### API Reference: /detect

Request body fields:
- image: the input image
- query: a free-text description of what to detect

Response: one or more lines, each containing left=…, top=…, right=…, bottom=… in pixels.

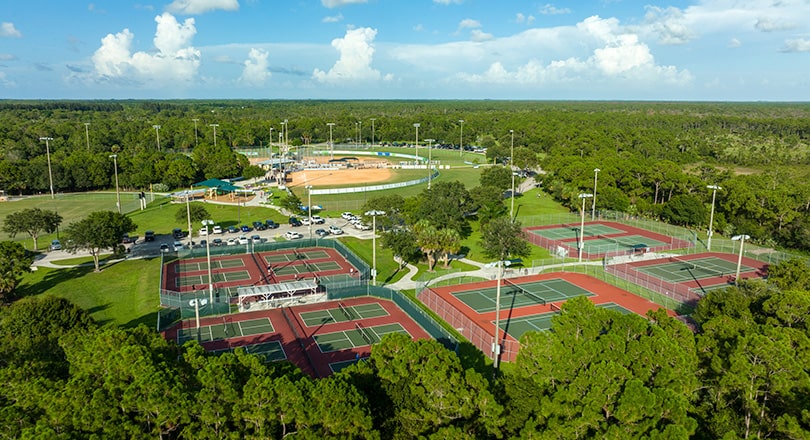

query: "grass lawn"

left=16, top=257, right=162, bottom=328
left=337, top=236, right=409, bottom=285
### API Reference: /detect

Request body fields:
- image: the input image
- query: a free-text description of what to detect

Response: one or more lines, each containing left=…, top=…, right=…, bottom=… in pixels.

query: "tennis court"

left=177, top=317, right=275, bottom=344
left=313, top=323, right=410, bottom=353
left=498, top=302, right=634, bottom=340
left=299, top=302, right=389, bottom=326
left=176, top=270, right=252, bottom=287
left=529, top=224, right=627, bottom=240
left=263, top=249, right=332, bottom=264
left=178, top=258, right=246, bottom=273
left=211, top=340, right=287, bottom=362
left=454, top=278, right=594, bottom=313
left=563, top=234, right=669, bottom=253
left=635, top=256, right=751, bottom=283
left=269, top=261, right=342, bottom=277
left=329, top=357, right=366, bottom=373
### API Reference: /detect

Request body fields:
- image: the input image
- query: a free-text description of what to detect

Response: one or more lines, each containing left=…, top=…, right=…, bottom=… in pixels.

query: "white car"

left=237, top=236, right=249, bottom=245
left=285, top=231, right=303, bottom=240
left=172, top=241, right=184, bottom=252
left=212, top=225, right=223, bottom=234
left=199, top=227, right=209, bottom=236
left=251, top=235, right=262, bottom=243
left=226, top=238, right=237, bottom=246
left=301, top=217, right=312, bottom=226
left=354, top=222, right=371, bottom=231
left=311, top=215, right=325, bottom=224
left=328, top=225, right=344, bottom=235
left=341, top=212, right=355, bottom=220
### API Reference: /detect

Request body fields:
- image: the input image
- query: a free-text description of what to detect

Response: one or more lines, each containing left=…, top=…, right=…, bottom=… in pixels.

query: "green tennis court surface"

left=498, top=302, right=634, bottom=340
left=211, top=340, right=287, bottom=362
left=178, top=258, right=246, bottom=273
left=314, top=323, right=410, bottom=353
left=563, top=234, right=668, bottom=253
left=176, top=270, right=252, bottom=287
left=299, top=302, right=389, bottom=327
left=454, top=278, right=594, bottom=313
left=529, top=224, right=626, bottom=240
left=263, top=249, right=332, bottom=264
left=177, top=317, right=275, bottom=344
left=329, top=357, right=366, bottom=373
left=636, top=257, right=751, bottom=283
left=270, top=261, right=342, bottom=276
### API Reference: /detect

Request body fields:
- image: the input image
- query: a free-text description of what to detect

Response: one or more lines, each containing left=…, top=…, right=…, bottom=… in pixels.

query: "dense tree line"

left=2, top=262, right=808, bottom=438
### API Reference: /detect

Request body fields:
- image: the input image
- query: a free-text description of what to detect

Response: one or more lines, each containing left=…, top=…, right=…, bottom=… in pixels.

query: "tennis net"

left=355, top=322, right=373, bottom=345
left=669, top=256, right=727, bottom=278
left=504, top=278, right=546, bottom=305
left=338, top=302, right=353, bottom=321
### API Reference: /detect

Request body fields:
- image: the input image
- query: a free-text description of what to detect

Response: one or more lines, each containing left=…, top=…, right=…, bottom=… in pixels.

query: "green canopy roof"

left=194, top=178, right=243, bottom=192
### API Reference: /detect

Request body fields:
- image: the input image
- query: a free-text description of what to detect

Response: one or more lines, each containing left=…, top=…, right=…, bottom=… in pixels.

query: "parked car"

left=144, top=230, right=155, bottom=242
left=237, top=236, right=249, bottom=245
left=328, top=225, right=344, bottom=235
left=251, top=234, right=262, bottom=243
left=226, top=238, right=237, bottom=246
left=49, top=239, right=62, bottom=251
left=240, top=225, right=251, bottom=233
left=289, top=217, right=302, bottom=227
left=301, top=217, right=312, bottom=226
left=160, top=244, right=170, bottom=253
left=285, top=231, right=303, bottom=240
left=264, top=219, right=279, bottom=229
left=311, top=215, right=325, bottom=224
left=341, top=212, right=355, bottom=220
left=121, top=233, right=136, bottom=244
left=354, top=222, right=371, bottom=231
left=212, top=238, right=223, bottom=246
left=212, top=225, right=223, bottom=234
left=199, top=227, right=209, bottom=236
left=172, top=241, right=184, bottom=252
left=315, top=228, right=330, bottom=238
left=252, top=221, right=267, bottom=231
left=172, top=228, right=184, bottom=239
left=227, top=225, right=238, bottom=234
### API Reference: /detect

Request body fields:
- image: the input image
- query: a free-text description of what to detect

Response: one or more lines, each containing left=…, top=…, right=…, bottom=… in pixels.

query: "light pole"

left=209, top=124, right=218, bottom=147
left=413, top=123, right=420, bottom=162
left=283, top=119, right=289, bottom=153
left=354, top=122, right=359, bottom=147
left=109, top=154, right=121, bottom=214
left=425, top=139, right=434, bottom=189
left=306, top=185, right=313, bottom=239
left=707, top=185, right=722, bottom=251
left=592, top=168, right=601, bottom=220
left=153, top=125, right=161, bottom=151
left=192, top=118, right=199, bottom=147
left=365, top=210, right=385, bottom=285
left=268, top=127, right=274, bottom=160
left=280, top=120, right=288, bottom=162
left=732, top=234, right=750, bottom=285
left=578, top=193, right=593, bottom=262
left=358, top=120, right=362, bottom=146
left=493, top=260, right=503, bottom=370
left=327, top=122, right=335, bottom=160
left=202, top=219, right=215, bottom=304
left=39, top=137, right=55, bottom=199
left=509, top=130, right=516, bottom=220
left=370, top=118, right=376, bottom=146
left=458, top=119, right=464, bottom=157
left=186, top=187, right=194, bottom=247
left=84, top=123, right=90, bottom=152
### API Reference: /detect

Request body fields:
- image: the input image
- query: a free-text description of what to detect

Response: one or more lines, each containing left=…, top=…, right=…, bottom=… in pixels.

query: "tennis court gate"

left=417, top=286, right=520, bottom=363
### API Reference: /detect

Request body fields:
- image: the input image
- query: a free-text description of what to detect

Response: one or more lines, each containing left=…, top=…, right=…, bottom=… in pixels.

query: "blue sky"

left=2, top=0, right=810, bottom=100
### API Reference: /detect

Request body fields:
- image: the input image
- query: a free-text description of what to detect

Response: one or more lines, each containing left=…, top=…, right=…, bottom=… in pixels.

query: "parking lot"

left=38, top=213, right=375, bottom=264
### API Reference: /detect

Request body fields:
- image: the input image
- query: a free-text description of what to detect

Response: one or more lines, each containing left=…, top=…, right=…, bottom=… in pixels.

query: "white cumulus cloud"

left=540, top=4, right=570, bottom=15
left=313, top=27, right=392, bottom=83
left=239, top=48, right=270, bottom=86
left=91, top=13, right=200, bottom=85
left=323, top=13, right=343, bottom=23
left=166, top=0, right=239, bottom=14
left=470, top=29, right=493, bottom=42
left=458, top=18, right=481, bottom=30
left=516, top=13, right=535, bottom=25
left=321, top=0, right=367, bottom=8
left=1, top=22, right=22, bottom=38
left=781, top=38, right=810, bottom=52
